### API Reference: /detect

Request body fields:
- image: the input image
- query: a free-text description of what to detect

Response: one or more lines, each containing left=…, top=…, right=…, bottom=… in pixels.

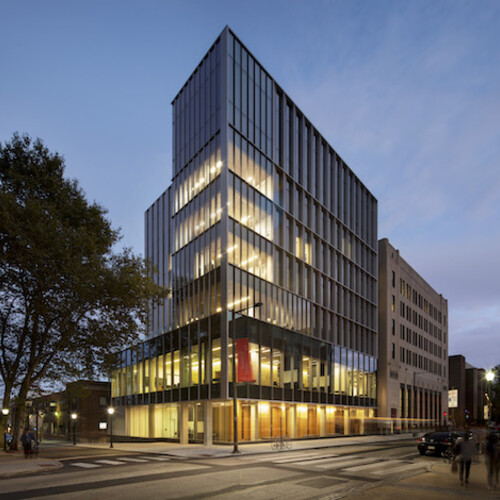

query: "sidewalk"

left=0, top=450, right=62, bottom=478
left=0, top=433, right=412, bottom=479
left=343, top=458, right=499, bottom=499
left=82, top=432, right=414, bottom=458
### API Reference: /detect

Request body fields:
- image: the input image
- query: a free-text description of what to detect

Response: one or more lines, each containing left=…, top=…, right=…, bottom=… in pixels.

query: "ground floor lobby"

left=112, top=400, right=380, bottom=445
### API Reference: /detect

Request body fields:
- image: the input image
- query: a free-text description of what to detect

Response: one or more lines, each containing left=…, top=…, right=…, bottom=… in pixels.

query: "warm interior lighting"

left=216, top=161, right=223, bottom=168
left=71, top=413, right=78, bottom=420
left=1, top=408, right=9, bottom=416
left=259, top=403, right=270, bottom=412
left=107, top=407, right=115, bottom=415
left=216, top=307, right=222, bottom=312
left=228, top=296, right=250, bottom=309
left=241, top=255, right=258, bottom=266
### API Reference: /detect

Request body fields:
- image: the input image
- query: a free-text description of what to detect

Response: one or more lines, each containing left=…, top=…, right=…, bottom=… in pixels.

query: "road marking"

left=344, top=459, right=402, bottom=473
left=255, top=451, right=322, bottom=460
left=94, top=459, right=127, bottom=465
left=316, top=457, right=377, bottom=470
left=373, top=462, right=427, bottom=476
left=271, top=452, right=334, bottom=463
left=70, top=462, right=102, bottom=468
left=118, top=457, right=149, bottom=463
left=137, top=455, right=170, bottom=461
left=290, top=455, right=374, bottom=468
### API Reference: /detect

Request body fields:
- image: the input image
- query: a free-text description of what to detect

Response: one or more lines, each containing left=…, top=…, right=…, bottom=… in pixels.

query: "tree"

left=0, top=133, right=167, bottom=446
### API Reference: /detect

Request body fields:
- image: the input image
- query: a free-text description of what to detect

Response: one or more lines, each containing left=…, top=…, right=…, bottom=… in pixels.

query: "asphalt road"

left=0, top=441, right=436, bottom=499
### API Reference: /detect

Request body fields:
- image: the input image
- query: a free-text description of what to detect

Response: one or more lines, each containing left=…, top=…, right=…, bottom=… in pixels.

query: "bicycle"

left=442, top=447, right=454, bottom=464
left=271, top=435, right=292, bottom=451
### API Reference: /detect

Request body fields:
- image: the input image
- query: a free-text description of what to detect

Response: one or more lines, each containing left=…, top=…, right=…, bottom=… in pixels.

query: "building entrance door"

left=188, top=404, right=204, bottom=442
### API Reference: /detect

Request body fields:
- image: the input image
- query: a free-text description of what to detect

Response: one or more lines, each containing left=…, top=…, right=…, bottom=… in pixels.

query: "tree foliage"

left=0, top=133, right=166, bottom=442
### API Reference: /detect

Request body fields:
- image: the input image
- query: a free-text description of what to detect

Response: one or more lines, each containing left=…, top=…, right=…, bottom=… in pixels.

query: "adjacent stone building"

left=378, top=238, right=448, bottom=432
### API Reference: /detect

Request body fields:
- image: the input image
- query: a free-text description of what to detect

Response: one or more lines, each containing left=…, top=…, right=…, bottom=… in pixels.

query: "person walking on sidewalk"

left=485, top=431, right=499, bottom=491
left=454, top=433, right=475, bottom=486
left=20, top=429, right=35, bottom=459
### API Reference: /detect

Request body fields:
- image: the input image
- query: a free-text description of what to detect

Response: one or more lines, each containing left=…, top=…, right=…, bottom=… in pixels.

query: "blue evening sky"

left=1, top=0, right=499, bottom=370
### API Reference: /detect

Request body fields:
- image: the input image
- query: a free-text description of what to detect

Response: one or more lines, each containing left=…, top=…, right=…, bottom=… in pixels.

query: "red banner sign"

left=236, top=338, right=254, bottom=382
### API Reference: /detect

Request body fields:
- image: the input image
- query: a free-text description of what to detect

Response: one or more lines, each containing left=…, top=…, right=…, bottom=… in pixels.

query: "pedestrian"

left=485, top=431, right=499, bottom=491
left=4, top=431, right=12, bottom=451
left=20, top=428, right=35, bottom=459
left=454, top=433, right=475, bottom=486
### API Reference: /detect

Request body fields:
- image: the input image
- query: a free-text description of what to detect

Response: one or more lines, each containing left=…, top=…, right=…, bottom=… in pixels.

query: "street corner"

left=0, top=457, right=63, bottom=479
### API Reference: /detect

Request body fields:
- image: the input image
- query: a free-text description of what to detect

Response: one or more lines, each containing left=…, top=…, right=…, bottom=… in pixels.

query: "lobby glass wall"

left=111, top=315, right=377, bottom=442
left=120, top=400, right=376, bottom=443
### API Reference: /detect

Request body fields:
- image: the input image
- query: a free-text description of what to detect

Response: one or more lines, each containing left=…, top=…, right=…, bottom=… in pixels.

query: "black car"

left=417, top=431, right=468, bottom=456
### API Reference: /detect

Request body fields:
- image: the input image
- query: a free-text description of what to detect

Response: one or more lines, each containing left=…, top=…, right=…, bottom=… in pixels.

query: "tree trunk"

left=11, top=375, right=32, bottom=450
left=11, top=397, right=28, bottom=451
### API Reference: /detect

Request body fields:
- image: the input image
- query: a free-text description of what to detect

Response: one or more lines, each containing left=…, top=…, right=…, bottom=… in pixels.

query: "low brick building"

left=30, top=380, right=111, bottom=443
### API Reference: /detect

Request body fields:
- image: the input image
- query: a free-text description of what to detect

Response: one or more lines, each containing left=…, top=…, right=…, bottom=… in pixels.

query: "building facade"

left=111, top=27, right=378, bottom=444
left=449, top=354, right=488, bottom=427
left=377, top=238, right=448, bottom=432
left=448, top=354, right=466, bottom=428
left=29, top=381, right=110, bottom=443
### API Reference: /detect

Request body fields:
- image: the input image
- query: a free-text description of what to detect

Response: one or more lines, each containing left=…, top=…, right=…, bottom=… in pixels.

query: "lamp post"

left=486, top=370, right=495, bottom=427
left=231, top=301, right=262, bottom=454
left=70, top=413, right=78, bottom=445
left=107, top=407, right=115, bottom=448
left=2, top=408, right=9, bottom=451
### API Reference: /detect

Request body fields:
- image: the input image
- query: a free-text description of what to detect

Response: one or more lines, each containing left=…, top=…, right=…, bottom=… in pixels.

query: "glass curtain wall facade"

left=112, top=27, right=378, bottom=443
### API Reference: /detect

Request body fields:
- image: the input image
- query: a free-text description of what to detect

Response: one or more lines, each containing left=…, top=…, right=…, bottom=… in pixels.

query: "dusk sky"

left=1, top=0, right=499, bottom=370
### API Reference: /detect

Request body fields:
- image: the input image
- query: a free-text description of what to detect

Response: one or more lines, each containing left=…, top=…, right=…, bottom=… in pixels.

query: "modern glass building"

left=111, top=27, right=378, bottom=444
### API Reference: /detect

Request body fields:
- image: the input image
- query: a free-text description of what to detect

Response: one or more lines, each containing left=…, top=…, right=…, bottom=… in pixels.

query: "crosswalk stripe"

left=343, top=459, right=402, bottom=473
left=373, top=462, right=426, bottom=476
left=137, top=455, right=170, bottom=461
left=70, top=462, right=102, bottom=468
left=272, top=453, right=335, bottom=463
left=290, top=455, right=373, bottom=468
left=316, top=457, right=377, bottom=470
left=118, top=457, right=149, bottom=463
left=94, top=459, right=127, bottom=465
left=252, top=451, right=323, bottom=462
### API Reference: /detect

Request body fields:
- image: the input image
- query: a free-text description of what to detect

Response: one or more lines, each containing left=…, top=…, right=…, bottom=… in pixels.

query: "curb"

left=0, top=460, right=63, bottom=479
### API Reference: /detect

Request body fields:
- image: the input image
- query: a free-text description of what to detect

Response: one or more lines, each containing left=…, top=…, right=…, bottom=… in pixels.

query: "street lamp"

left=2, top=408, right=9, bottom=452
left=486, top=370, right=495, bottom=426
left=107, top=407, right=115, bottom=448
left=70, top=413, right=78, bottom=445
left=231, top=301, right=262, bottom=454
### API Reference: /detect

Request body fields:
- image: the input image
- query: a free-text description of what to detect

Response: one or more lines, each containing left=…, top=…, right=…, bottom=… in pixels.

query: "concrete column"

left=203, top=401, right=213, bottom=446
left=179, top=403, right=189, bottom=444
left=319, top=406, right=326, bottom=437
left=289, top=406, right=296, bottom=439
left=250, top=404, right=257, bottom=441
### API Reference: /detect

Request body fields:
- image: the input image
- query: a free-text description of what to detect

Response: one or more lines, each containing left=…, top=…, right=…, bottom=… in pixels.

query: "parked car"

left=417, top=431, right=469, bottom=456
